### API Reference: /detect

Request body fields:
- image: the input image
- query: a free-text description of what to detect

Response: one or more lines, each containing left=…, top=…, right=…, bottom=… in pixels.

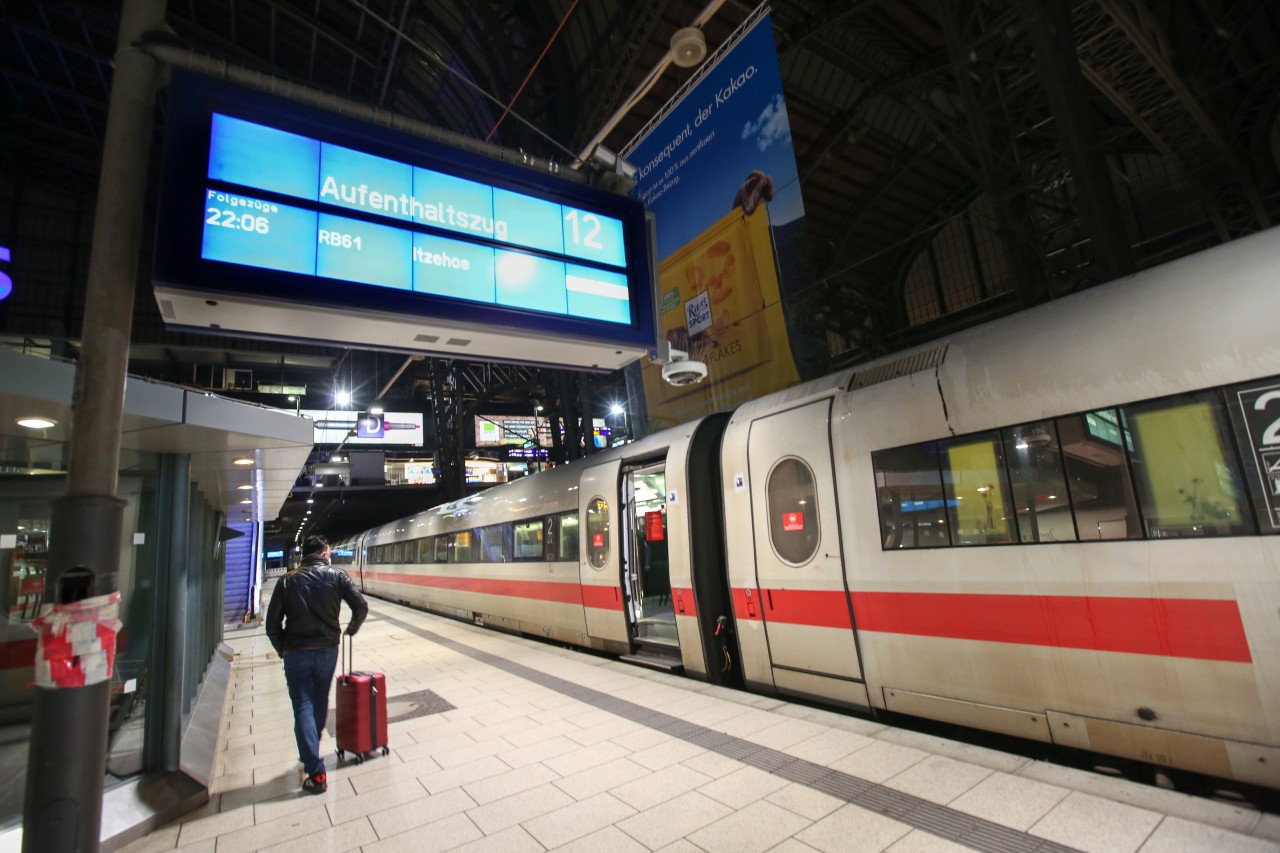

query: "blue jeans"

left=282, top=646, right=339, bottom=777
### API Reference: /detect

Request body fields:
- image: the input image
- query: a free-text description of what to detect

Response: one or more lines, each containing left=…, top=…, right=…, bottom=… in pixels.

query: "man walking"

left=266, top=533, right=368, bottom=794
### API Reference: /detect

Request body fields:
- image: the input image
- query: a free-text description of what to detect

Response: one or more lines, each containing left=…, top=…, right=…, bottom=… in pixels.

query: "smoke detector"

left=670, top=27, right=707, bottom=68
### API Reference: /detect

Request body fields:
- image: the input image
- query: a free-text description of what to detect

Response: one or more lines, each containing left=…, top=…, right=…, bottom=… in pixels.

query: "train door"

left=747, top=399, right=870, bottom=709
left=578, top=460, right=629, bottom=646
left=621, top=462, right=674, bottom=648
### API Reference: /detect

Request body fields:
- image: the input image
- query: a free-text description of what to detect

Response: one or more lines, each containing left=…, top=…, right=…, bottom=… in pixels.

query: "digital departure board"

left=154, top=72, right=656, bottom=370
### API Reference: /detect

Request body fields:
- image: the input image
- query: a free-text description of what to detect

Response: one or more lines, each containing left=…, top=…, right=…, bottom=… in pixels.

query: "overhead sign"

left=153, top=71, right=657, bottom=370
left=300, top=409, right=425, bottom=446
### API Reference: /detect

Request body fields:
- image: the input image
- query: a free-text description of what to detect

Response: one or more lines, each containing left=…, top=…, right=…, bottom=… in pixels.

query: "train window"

left=767, top=458, right=820, bottom=564
left=942, top=434, right=1017, bottom=545
left=586, top=498, right=609, bottom=569
left=1055, top=409, right=1143, bottom=540
left=419, top=535, right=445, bottom=560
left=513, top=519, right=545, bottom=561
left=873, top=442, right=949, bottom=548
left=558, top=512, right=580, bottom=561
left=1124, top=392, right=1253, bottom=537
left=476, top=524, right=509, bottom=562
left=451, top=530, right=475, bottom=563
left=1003, top=421, right=1078, bottom=542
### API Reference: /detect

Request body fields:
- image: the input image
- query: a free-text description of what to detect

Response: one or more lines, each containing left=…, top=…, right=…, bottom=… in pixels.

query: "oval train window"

left=767, top=458, right=820, bottom=565
left=585, top=496, right=610, bottom=569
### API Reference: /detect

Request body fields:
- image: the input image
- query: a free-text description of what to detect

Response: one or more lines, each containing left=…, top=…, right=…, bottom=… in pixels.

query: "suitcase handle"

left=342, top=632, right=353, bottom=676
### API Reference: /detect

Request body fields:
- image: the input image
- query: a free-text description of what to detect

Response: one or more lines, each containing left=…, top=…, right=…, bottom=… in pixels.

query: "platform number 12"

left=564, top=210, right=603, bottom=249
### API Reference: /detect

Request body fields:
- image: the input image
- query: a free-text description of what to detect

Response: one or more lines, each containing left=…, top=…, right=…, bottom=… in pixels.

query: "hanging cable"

left=486, top=0, right=583, bottom=142
left=349, top=0, right=580, bottom=161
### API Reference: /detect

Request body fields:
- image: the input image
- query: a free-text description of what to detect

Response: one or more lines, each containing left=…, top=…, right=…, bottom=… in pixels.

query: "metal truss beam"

left=1075, top=0, right=1269, bottom=237
left=1020, top=0, right=1132, bottom=280
left=938, top=0, right=1047, bottom=306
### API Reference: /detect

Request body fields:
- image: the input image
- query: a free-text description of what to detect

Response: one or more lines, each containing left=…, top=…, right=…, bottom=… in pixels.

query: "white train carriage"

left=722, top=229, right=1280, bottom=787
left=334, top=416, right=739, bottom=679
left=336, top=228, right=1280, bottom=787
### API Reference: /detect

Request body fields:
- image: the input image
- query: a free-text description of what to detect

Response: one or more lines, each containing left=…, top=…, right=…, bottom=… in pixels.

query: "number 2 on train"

left=1255, top=390, right=1280, bottom=444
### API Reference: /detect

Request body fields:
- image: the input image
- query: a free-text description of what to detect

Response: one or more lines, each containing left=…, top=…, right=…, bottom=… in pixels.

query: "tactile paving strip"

left=378, top=609, right=1080, bottom=853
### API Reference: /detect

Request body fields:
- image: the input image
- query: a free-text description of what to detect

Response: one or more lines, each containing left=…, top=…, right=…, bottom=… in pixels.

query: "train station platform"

left=119, top=591, right=1280, bottom=853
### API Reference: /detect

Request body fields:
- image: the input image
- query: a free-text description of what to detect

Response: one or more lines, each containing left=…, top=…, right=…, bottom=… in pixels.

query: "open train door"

left=578, top=460, right=630, bottom=648
left=747, top=399, right=871, bottom=710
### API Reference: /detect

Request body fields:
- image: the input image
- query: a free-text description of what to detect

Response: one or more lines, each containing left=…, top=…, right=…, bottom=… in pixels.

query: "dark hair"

left=302, top=534, right=329, bottom=558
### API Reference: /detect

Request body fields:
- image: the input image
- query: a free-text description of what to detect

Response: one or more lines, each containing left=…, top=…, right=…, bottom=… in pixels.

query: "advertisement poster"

left=623, top=10, right=822, bottom=430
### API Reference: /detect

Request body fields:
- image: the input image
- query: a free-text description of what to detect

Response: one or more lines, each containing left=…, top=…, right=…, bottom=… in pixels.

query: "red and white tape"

left=30, top=591, right=122, bottom=688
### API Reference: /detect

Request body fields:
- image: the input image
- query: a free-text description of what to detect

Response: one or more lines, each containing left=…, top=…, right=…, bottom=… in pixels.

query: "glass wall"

left=0, top=448, right=230, bottom=829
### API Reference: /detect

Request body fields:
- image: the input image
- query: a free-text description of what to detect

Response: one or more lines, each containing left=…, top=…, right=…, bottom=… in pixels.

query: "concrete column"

left=23, top=1, right=165, bottom=850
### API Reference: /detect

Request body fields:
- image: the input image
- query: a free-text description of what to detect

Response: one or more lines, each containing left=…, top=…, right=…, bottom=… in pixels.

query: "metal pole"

left=23, top=1, right=164, bottom=850
left=161, top=457, right=189, bottom=772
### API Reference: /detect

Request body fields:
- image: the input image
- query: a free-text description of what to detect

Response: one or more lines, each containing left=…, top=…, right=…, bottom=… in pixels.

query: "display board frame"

left=153, top=71, right=657, bottom=370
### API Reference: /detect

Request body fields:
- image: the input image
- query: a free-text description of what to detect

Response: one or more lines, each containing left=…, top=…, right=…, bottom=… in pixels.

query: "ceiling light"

left=369, top=399, right=385, bottom=415
left=16, top=417, right=57, bottom=430
left=237, top=484, right=254, bottom=491
left=233, top=456, right=254, bottom=466
left=239, top=499, right=252, bottom=504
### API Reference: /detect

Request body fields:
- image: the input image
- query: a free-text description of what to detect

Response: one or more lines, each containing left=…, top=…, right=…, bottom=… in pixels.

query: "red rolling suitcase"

left=335, top=635, right=389, bottom=763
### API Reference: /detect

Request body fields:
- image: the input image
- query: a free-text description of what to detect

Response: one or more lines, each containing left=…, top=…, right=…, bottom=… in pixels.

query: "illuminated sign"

left=265, top=550, right=285, bottom=559
left=201, top=115, right=631, bottom=322
left=0, top=246, right=11, bottom=301
left=154, top=71, right=656, bottom=370
left=474, top=414, right=606, bottom=448
left=300, top=409, right=425, bottom=447
left=475, top=415, right=549, bottom=447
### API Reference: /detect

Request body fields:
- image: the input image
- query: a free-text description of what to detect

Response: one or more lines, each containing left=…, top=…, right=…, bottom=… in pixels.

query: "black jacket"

left=265, top=557, right=368, bottom=655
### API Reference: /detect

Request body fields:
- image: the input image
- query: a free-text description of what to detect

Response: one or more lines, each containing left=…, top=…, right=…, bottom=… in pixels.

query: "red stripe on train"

left=671, top=587, right=697, bottom=617
left=364, top=570, right=625, bottom=610
left=850, top=591, right=1252, bottom=663
left=364, top=570, right=583, bottom=605
left=580, top=584, right=624, bottom=611
left=731, top=587, right=851, bottom=627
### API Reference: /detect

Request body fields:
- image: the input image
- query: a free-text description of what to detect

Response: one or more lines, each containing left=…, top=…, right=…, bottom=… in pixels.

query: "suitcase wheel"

left=382, top=746, right=390, bottom=756
left=336, top=749, right=345, bottom=761
left=354, top=752, right=365, bottom=764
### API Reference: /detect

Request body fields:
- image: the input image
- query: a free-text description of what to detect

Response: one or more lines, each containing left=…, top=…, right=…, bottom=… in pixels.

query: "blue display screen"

left=200, top=114, right=632, bottom=322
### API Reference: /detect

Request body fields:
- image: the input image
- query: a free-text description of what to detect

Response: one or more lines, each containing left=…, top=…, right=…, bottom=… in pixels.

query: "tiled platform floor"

left=120, top=594, right=1280, bottom=853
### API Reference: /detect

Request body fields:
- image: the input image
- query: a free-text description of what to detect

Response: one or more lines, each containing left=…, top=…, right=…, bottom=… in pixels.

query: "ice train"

left=334, top=230, right=1280, bottom=788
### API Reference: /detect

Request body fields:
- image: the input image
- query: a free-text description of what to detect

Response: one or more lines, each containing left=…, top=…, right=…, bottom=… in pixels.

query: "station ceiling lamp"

left=233, top=456, right=254, bottom=466
left=16, top=416, right=57, bottom=429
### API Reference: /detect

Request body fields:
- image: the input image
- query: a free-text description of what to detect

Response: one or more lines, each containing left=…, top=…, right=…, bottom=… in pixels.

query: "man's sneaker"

left=302, top=772, right=327, bottom=795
